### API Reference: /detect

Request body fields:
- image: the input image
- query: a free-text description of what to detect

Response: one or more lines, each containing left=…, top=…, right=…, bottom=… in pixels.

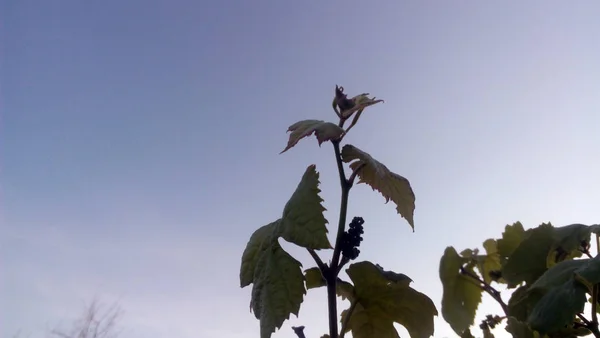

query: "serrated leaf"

left=304, top=267, right=326, bottom=289
left=281, top=120, right=345, bottom=154
left=346, top=261, right=437, bottom=338
left=439, top=247, right=483, bottom=336
left=280, top=165, right=332, bottom=250
left=341, top=303, right=400, bottom=338
left=502, top=223, right=555, bottom=287
left=251, top=240, right=306, bottom=338
left=497, top=222, right=526, bottom=260
left=477, top=239, right=502, bottom=284
left=240, top=220, right=282, bottom=287
left=505, top=317, right=541, bottom=338
left=341, top=144, right=416, bottom=230
left=527, top=279, right=587, bottom=334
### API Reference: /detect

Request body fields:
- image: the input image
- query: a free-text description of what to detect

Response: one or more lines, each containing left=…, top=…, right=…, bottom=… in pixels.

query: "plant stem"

left=339, top=299, right=358, bottom=338
left=577, top=314, right=600, bottom=338
left=307, top=249, right=327, bottom=273
left=326, top=140, right=351, bottom=338
left=460, top=267, right=509, bottom=315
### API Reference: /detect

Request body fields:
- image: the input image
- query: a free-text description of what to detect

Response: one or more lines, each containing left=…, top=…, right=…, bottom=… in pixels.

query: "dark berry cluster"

left=341, top=217, right=365, bottom=260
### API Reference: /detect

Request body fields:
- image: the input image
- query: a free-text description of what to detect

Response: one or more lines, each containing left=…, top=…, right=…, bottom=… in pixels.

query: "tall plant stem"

left=325, top=140, right=351, bottom=338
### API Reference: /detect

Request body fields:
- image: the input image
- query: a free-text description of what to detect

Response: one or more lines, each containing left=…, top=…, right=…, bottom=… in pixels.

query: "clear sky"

left=2, top=1, right=600, bottom=338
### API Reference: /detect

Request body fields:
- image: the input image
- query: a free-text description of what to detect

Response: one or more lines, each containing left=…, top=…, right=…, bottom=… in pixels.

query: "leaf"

left=477, top=239, right=502, bottom=284
left=497, top=222, right=526, bottom=260
left=304, top=267, right=326, bottom=290
left=280, top=165, right=332, bottom=250
left=529, top=259, right=587, bottom=291
left=346, top=261, right=437, bottom=338
left=240, top=220, right=282, bottom=287
left=341, top=144, right=416, bottom=230
left=482, top=327, right=495, bottom=338
left=339, top=93, right=384, bottom=119
left=439, top=247, right=483, bottom=336
left=505, top=317, right=541, bottom=338
left=548, top=223, right=593, bottom=263
left=527, top=279, right=587, bottom=334
left=250, top=240, right=306, bottom=338
left=281, top=120, right=345, bottom=154
left=341, top=303, right=400, bottom=338
left=460, top=330, right=476, bottom=338
left=502, top=223, right=555, bottom=287
left=574, top=255, right=600, bottom=287
left=507, top=285, right=543, bottom=322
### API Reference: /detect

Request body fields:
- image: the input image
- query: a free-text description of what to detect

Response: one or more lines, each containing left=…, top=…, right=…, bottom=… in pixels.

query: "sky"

left=2, top=1, right=600, bottom=337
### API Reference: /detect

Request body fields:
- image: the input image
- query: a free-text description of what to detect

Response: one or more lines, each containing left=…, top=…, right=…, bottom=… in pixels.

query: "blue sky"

left=2, top=1, right=600, bottom=337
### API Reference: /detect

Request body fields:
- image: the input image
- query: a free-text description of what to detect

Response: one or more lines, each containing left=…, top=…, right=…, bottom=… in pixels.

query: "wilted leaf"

left=497, top=222, right=526, bottom=260
left=502, top=223, right=555, bottom=287
left=240, top=220, right=281, bottom=287
left=527, top=279, right=587, bottom=334
left=251, top=240, right=306, bottom=338
left=439, top=247, right=483, bottom=336
left=280, top=165, right=332, bottom=250
left=341, top=144, right=415, bottom=230
left=304, top=267, right=326, bottom=290
left=341, top=303, right=400, bottom=338
left=346, top=261, right=437, bottom=338
left=281, top=120, right=345, bottom=154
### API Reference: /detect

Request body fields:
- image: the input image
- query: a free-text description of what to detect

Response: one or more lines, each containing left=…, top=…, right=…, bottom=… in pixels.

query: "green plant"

left=439, top=222, right=600, bottom=338
left=239, top=85, right=438, bottom=338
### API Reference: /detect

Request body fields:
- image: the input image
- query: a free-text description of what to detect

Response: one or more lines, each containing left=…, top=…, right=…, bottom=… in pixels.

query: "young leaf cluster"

left=240, top=85, right=437, bottom=338
left=439, top=222, right=600, bottom=338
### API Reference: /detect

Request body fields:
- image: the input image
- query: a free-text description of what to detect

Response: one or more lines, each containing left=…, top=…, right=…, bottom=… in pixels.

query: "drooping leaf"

left=340, top=303, right=400, bottom=338
left=527, top=279, right=587, bottom=334
left=505, top=317, right=541, bottom=338
left=338, top=93, right=384, bottom=119
left=280, top=165, right=332, bottom=250
left=341, top=144, right=416, bottom=230
left=502, top=223, right=555, bottom=287
left=240, top=220, right=282, bottom=287
left=574, top=254, right=600, bottom=287
left=281, top=120, right=345, bottom=154
left=251, top=240, right=306, bottom=338
left=346, top=261, right=437, bottom=338
left=497, top=222, right=526, bottom=260
left=529, top=259, right=587, bottom=291
left=304, top=267, right=326, bottom=290
left=439, top=247, right=483, bottom=336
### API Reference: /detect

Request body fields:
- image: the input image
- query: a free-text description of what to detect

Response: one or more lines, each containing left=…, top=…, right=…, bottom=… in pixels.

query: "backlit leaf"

left=341, top=304, right=400, bottom=338
left=346, top=261, right=437, bottom=338
left=281, top=120, right=345, bottom=154
left=251, top=240, right=306, bottom=338
left=497, top=222, right=526, bottom=260
left=439, top=247, right=483, bottom=336
left=527, top=279, right=587, bottom=334
left=574, top=255, right=600, bottom=286
left=240, top=220, right=281, bottom=287
left=502, top=223, right=555, bottom=287
left=477, top=239, right=502, bottom=284
left=529, top=259, right=587, bottom=291
left=505, top=317, right=541, bottom=338
left=280, top=165, right=332, bottom=249
left=304, top=267, right=325, bottom=290
left=341, top=144, right=415, bottom=230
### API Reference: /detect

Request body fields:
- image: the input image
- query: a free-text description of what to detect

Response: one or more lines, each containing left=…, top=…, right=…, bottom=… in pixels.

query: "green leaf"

left=251, top=240, right=306, bottom=338
left=507, top=285, right=543, bottom=322
left=460, top=330, right=475, bottom=338
left=280, top=120, right=345, bottom=154
left=280, top=165, right=332, bottom=250
left=527, top=279, right=587, bottom=334
left=304, top=267, right=325, bottom=290
left=240, top=220, right=282, bottom=287
left=346, top=261, right=437, bottom=338
left=482, top=327, right=495, bottom=338
left=574, top=255, right=600, bottom=287
left=497, top=222, right=526, bottom=260
left=341, top=303, right=400, bottom=338
left=477, top=239, right=502, bottom=284
left=505, top=317, right=541, bottom=338
left=502, top=223, right=555, bottom=287
left=548, top=223, right=592, bottom=263
left=340, top=144, right=416, bottom=230
left=529, top=259, right=587, bottom=291
left=439, top=247, right=483, bottom=336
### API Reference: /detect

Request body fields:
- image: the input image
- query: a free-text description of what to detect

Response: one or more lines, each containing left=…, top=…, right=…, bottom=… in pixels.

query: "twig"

left=460, top=267, right=509, bottom=315
left=307, top=249, right=327, bottom=273
left=339, top=299, right=358, bottom=338
left=292, top=326, right=307, bottom=338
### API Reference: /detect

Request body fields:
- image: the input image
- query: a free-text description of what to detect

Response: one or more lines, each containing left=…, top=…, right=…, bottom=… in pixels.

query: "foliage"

left=240, top=85, right=437, bottom=338
left=439, top=222, right=600, bottom=338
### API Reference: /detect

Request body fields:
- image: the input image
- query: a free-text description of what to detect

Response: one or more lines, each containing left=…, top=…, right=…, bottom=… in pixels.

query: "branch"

left=460, top=267, right=508, bottom=315
left=339, top=299, right=358, bottom=338
left=292, top=326, right=307, bottom=338
left=307, top=249, right=327, bottom=273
